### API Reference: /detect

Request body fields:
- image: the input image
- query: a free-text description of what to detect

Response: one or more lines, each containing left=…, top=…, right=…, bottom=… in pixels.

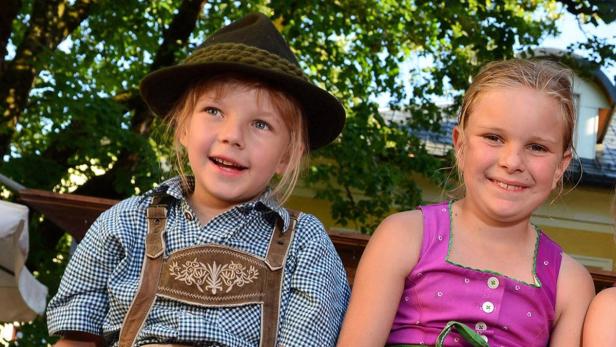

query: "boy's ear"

left=179, top=127, right=188, bottom=147
left=452, top=126, right=465, bottom=169
left=552, top=148, right=573, bottom=189
left=275, top=145, right=294, bottom=175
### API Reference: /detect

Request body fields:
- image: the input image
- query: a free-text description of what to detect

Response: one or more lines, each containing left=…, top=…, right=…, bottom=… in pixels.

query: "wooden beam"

left=15, top=189, right=616, bottom=293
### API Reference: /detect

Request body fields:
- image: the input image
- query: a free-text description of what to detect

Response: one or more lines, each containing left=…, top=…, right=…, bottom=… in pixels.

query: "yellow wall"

left=286, top=176, right=616, bottom=271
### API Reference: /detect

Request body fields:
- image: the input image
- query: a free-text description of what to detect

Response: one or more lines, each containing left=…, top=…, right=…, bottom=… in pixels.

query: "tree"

left=0, top=0, right=614, bottom=343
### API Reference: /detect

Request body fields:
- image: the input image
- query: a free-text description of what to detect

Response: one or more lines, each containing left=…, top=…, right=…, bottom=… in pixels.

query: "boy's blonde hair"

left=167, top=74, right=308, bottom=204
left=453, top=58, right=576, bottom=196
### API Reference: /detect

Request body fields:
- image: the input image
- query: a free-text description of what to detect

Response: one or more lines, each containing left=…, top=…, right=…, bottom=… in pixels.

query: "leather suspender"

left=118, top=195, right=298, bottom=347
left=118, top=195, right=169, bottom=347
left=260, top=213, right=297, bottom=346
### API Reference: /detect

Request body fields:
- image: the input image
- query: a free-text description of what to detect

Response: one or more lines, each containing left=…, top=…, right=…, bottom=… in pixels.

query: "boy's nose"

left=219, top=118, right=244, bottom=148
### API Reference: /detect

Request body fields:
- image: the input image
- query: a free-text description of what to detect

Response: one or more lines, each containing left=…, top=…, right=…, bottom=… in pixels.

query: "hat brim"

left=140, top=62, right=345, bottom=150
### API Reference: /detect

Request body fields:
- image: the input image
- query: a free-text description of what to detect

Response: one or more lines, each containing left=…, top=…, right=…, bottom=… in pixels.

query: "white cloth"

left=0, top=200, right=48, bottom=321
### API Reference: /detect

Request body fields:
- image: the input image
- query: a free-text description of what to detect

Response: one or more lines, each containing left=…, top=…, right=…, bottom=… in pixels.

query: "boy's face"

left=180, top=85, right=291, bottom=212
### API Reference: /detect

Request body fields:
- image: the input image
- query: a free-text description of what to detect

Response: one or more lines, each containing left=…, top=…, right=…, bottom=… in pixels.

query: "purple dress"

left=386, top=202, right=562, bottom=347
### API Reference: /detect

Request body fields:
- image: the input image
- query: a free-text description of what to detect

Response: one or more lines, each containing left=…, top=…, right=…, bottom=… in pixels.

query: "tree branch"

left=64, top=0, right=206, bottom=197
left=0, top=0, right=95, bottom=159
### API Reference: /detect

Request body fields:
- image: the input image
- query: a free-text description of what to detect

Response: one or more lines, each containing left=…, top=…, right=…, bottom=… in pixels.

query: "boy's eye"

left=204, top=107, right=222, bottom=117
left=253, top=119, right=271, bottom=130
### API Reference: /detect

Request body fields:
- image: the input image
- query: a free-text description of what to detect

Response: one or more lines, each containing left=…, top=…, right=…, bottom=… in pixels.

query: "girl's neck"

left=450, top=199, right=538, bottom=283
left=453, top=199, right=533, bottom=244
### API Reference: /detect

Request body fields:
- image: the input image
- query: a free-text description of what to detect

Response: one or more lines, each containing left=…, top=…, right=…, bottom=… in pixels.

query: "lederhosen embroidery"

left=118, top=194, right=298, bottom=347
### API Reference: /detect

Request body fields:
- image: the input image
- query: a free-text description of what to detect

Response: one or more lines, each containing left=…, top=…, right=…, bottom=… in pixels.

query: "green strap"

left=387, top=320, right=489, bottom=347
left=436, top=321, right=489, bottom=347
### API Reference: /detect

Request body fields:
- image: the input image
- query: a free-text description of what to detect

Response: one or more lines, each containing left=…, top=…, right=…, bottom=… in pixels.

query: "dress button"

left=487, top=276, right=499, bottom=289
left=482, top=301, right=495, bottom=313
left=514, top=284, right=520, bottom=291
left=481, top=335, right=489, bottom=343
left=464, top=278, right=470, bottom=284
left=475, top=321, right=487, bottom=331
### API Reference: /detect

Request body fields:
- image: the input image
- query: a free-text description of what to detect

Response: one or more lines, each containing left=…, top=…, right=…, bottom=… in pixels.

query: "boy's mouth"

left=210, top=156, right=247, bottom=170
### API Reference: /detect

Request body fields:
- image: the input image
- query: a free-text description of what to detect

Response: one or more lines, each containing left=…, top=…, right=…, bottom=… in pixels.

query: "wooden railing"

left=329, top=229, right=616, bottom=293
left=16, top=189, right=616, bottom=293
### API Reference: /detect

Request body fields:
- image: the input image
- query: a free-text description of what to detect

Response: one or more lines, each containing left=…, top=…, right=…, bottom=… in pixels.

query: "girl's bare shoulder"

left=363, top=209, right=424, bottom=275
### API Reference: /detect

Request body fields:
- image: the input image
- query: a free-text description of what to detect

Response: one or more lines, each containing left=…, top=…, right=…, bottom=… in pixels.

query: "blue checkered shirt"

left=47, top=177, right=350, bottom=346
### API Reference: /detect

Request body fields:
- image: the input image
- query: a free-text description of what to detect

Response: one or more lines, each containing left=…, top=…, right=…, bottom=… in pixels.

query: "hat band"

left=184, top=43, right=308, bottom=82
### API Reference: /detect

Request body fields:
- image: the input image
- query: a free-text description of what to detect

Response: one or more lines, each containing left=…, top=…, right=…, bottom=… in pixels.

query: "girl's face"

left=453, top=86, right=572, bottom=225
left=180, top=85, right=291, bottom=211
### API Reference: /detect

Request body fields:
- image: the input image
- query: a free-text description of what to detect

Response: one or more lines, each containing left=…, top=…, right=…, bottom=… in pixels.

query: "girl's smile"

left=453, top=86, right=572, bottom=225
left=488, top=177, right=528, bottom=192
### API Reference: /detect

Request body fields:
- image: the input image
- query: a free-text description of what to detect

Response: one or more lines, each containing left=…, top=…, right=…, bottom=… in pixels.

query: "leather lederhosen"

left=118, top=194, right=298, bottom=347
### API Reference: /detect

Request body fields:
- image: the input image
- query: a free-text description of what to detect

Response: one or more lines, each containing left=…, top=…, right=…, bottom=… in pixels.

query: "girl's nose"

left=499, top=145, right=525, bottom=172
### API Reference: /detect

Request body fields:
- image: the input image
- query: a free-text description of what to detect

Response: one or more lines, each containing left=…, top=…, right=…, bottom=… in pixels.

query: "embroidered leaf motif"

left=169, top=258, right=259, bottom=295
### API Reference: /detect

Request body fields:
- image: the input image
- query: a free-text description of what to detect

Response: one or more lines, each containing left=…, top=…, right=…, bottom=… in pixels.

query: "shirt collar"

left=145, top=176, right=291, bottom=231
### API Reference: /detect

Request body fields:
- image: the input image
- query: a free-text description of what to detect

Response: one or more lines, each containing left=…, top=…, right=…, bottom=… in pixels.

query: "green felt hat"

left=140, top=12, right=345, bottom=150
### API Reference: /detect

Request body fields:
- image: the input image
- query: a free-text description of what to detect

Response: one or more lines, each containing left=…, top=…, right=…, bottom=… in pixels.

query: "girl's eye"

left=253, top=119, right=271, bottom=130
left=204, top=107, right=222, bottom=117
left=483, top=134, right=501, bottom=143
left=529, top=144, right=548, bottom=152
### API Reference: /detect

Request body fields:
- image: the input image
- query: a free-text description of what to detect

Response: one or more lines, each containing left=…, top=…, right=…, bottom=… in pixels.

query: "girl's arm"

left=582, top=287, right=616, bottom=346
left=549, top=254, right=595, bottom=347
left=337, top=210, right=424, bottom=347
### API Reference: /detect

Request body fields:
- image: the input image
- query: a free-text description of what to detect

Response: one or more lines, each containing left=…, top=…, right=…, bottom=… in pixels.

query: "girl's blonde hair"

left=452, top=58, right=576, bottom=196
left=167, top=74, right=308, bottom=204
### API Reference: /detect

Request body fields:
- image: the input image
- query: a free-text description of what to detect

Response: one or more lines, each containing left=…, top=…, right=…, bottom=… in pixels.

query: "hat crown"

left=202, top=13, right=300, bottom=68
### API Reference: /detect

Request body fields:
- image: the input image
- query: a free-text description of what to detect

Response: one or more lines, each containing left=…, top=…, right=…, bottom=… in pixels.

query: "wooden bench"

left=18, top=189, right=616, bottom=292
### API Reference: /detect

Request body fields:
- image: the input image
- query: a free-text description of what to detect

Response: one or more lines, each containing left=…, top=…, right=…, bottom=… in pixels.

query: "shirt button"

left=482, top=301, right=495, bottom=313
left=487, top=276, right=499, bottom=289
left=475, top=321, right=487, bottom=331
left=184, top=210, right=194, bottom=220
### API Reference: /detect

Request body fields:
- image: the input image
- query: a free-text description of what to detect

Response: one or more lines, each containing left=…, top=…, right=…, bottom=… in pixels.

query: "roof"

left=384, top=110, right=616, bottom=189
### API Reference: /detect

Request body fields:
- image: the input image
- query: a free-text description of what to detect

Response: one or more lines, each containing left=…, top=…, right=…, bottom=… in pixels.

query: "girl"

left=583, top=286, right=616, bottom=345
left=582, top=197, right=616, bottom=346
left=337, top=59, right=594, bottom=347
left=47, top=13, right=350, bottom=347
